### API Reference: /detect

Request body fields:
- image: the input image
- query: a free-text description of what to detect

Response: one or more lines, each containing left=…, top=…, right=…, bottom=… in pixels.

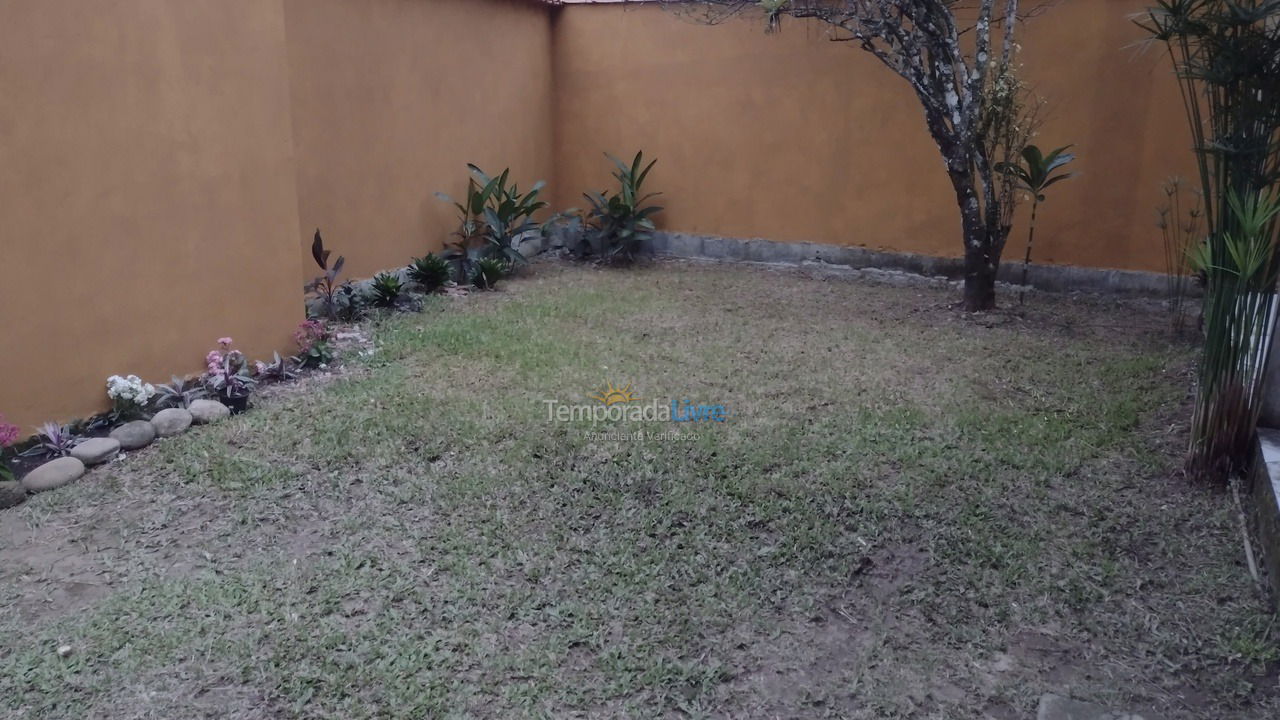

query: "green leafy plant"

left=996, top=144, right=1076, bottom=303
left=476, top=166, right=547, bottom=265
left=575, top=152, right=663, bottom=264
left=407, top=253, right=452, bottom=292
left=304, top=230, right=348, bottom=320
left=334, top=282, right=365, bottom=321
left=368, top=272, right=407, bottom=308
left=436, top=165, right=548, bottom=278
left=472, top=257, right=509, bottom=290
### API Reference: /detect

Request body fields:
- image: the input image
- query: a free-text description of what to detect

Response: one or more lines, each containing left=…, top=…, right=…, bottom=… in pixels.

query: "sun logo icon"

left=590, top=381, right=640, bottom=406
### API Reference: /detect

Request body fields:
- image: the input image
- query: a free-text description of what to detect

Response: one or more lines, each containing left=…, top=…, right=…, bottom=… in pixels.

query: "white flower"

left=106, top=374, right=156, bottom=404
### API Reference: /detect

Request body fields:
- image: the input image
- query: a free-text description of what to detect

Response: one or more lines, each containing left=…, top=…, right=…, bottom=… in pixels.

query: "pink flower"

left=0, top=415, right=19, bottom=448
left=218, top=337, right=233, bottom=348
left=295, top=320, right=329, bottom=353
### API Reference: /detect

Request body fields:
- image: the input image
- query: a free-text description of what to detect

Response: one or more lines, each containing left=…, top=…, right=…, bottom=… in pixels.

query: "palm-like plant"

left=997, top=144, right=1076, bottom=303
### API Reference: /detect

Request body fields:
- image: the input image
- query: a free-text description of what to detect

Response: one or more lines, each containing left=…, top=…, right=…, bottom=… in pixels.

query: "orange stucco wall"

left=0, top=0, right=304, bottom=431
left=284, top=0, right=556, bottom=281
left=551, top=1, right=1192, bottom=273
left=0, top=0, right=554, bottom=431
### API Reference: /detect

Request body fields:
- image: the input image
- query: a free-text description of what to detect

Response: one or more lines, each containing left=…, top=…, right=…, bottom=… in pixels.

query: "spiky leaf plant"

left=408, top=253, right=452, bottom=292
left=20, top=422, right=80, bottom=459
left=472, top=257, right=509, bottom=290
left=368, top=272, right=406, bottom=308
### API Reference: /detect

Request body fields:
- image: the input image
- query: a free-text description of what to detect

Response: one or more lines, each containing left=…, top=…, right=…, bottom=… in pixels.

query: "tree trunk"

left=950, top=163, right=1000, bottom=312
left=963, top=242, right=998, bottom=311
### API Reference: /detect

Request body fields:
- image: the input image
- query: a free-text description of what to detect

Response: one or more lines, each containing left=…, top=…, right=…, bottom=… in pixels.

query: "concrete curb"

left=646, top=231, right=1189, bottom=298
left=1251, top=429, right=1280, bottom=606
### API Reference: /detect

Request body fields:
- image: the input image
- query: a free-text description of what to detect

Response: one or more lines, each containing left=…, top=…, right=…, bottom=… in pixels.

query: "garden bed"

left=0, top=261, right=1275, bottom=719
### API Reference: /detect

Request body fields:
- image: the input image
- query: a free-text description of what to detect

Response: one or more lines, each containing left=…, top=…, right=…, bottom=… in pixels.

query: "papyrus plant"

left=1187, top=191, right=1280, bottom=481
left=1156, top=177, right=1203, bottom=334
left=1139, top=0, right=1280, bottom=481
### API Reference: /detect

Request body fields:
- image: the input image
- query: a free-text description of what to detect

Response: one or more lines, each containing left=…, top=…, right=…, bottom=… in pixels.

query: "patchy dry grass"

left=0, top=261, right=1276, bottom=719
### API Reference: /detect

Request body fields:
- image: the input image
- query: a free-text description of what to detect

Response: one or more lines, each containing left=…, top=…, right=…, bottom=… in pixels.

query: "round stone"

left=150, top=408, right=193, bottom=437
left=21, top=457, right=86, bottom=492
left=0, top=481, right=27, bottom=509
left=70, top=437, right=121, bottom=466
left=110, top=420, right=156, bottom=450
left=188, top=399, right=231, bottom=424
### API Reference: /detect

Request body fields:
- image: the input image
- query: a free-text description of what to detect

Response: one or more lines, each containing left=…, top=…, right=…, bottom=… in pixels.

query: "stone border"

left=1251, top=429, right=1280, bottom=605
left=2, top=400, right=234, bottom=509
left=644, top=231, right=1189, bottom=298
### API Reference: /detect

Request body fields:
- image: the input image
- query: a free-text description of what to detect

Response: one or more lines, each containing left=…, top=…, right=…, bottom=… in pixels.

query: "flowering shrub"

left=294, top=319, right=334, bottom=369
left=0, top=416, right=17, bottom=449
left=107, top=374, right=157, bottom=419
left=203, top=337, right=256, bottom=402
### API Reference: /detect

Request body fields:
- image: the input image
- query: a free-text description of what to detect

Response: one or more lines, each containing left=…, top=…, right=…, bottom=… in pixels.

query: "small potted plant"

left=203, top=338, right=256, bottom=414
left=106, top=374, right=157, bottom=421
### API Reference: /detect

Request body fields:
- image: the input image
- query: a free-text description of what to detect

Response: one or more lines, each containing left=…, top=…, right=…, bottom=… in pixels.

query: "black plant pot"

left=220, top=394, right=250, bottom=415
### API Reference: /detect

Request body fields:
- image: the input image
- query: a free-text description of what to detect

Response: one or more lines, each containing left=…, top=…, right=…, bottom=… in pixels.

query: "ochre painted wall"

left=0, top=0, right=304, bottom=431
left=0, top=0, right=1195, bottom=431
left=284, top=0, right=556, bottom=281
left=551, top=1, right=1193, bottom=273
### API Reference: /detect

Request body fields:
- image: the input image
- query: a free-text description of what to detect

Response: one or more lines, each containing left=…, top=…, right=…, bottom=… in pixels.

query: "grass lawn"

left=1, top=261, right=1276, bottom=719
